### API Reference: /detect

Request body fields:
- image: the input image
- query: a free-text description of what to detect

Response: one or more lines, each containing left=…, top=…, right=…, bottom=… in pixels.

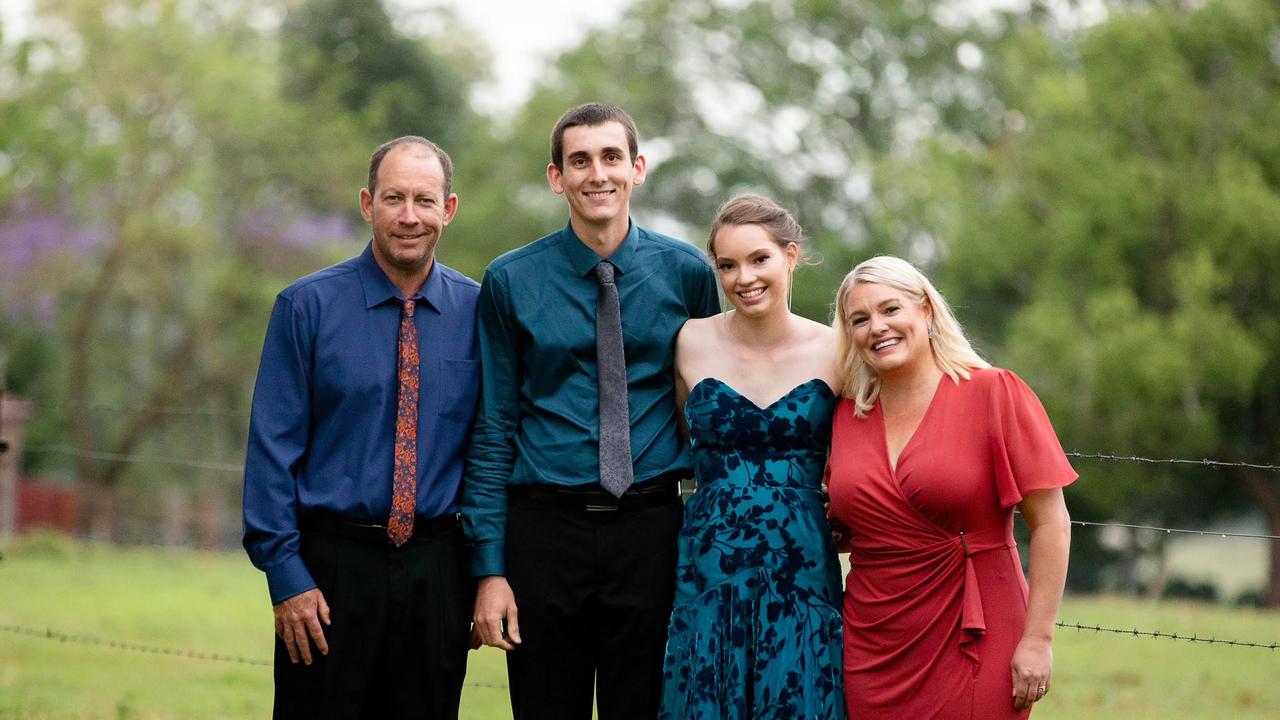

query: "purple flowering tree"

left=0, top=0, right=369, bottom=539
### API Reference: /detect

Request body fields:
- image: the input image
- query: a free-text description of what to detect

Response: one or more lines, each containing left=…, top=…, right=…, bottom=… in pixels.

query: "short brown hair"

left=367, top=136, right=454, bottom=197
left=550, top=103, right=638, bottom=170
left=707, top=194, right=808, bottom=261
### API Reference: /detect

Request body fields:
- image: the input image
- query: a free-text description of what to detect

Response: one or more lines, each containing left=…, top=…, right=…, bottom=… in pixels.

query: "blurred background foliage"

left=0, top=0, right=1277, bottom=604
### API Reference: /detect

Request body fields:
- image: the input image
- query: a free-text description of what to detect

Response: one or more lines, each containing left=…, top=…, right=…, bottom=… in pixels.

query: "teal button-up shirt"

left=462, top=220, right=719, bottom=576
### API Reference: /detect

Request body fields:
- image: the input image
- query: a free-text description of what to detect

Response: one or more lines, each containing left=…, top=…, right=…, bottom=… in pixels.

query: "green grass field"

left=1, top=533, right=1277, bottom=719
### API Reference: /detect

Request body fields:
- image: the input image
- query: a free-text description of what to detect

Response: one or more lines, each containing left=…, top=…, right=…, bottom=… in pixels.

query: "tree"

left=920, top=0, right=1279, bottom=602
left=1, top=0, right=508, bottom=542
left=1, top=0, right=369, bottom=538
left=504, top=0, right=1061, bottom=321
left=274, top=0, right=530, bottom=279
left=279, top=0, right=473, bottom=149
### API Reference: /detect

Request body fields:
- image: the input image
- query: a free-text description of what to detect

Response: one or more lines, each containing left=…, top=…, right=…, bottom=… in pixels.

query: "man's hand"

left=473, top=576, right=521, bottom=651
left=273, top=588, right=331, bottom=665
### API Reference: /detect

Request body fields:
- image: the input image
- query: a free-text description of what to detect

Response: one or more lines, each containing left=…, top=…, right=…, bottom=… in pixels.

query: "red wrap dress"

left=827, top=367, right=1076, bottom=719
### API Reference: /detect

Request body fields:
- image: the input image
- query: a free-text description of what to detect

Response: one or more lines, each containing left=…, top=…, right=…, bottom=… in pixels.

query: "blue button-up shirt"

left=243, top=244, right=480, bottom=603
left=461, top=220, right=719, bottom=577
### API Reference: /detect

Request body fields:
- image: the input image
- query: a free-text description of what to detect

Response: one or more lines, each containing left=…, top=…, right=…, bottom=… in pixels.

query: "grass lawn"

left=1, top=533, right=1277, bottom=718
left=1042, top=598, right=1278, bottom=718
left=0, top=533, right=510, bottom=719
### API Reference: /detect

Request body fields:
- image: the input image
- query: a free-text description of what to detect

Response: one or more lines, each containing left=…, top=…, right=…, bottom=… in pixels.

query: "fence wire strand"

left=4, top=618, right=1274, bottom=680
left=0, top=622, right=270, bottom=666
left=0, top=623, right=512, bottom=688
left=1064, top=451, right=1280, bottom=472
left=22, top=444, right=1280, bottom=476
left=1055, top=621, right=1279, bottom=650
left=22, top=400, right=248, bottom=419
left=25, top=445, right=243, bottom=473
left=1069, top=519, right=1280, bottom=540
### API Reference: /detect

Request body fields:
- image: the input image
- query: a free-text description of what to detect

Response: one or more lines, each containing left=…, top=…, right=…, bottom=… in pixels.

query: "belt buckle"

left=584, top=503, right=618, bottom=512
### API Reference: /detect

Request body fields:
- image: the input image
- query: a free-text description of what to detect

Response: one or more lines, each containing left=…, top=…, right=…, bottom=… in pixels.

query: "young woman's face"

left=712, top=223, right=796, bottom=317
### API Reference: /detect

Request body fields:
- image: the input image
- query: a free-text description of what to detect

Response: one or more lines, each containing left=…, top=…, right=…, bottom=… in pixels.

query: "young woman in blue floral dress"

left=658, top=195, right=846, bottom=720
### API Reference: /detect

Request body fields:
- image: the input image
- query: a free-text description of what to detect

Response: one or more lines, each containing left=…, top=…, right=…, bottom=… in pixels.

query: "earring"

left=927, top=321, right=934, bottom=338
left=786, top=265, right=795, bottom=313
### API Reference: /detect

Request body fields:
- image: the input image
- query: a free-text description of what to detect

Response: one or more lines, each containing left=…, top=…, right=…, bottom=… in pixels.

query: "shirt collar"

left=559, top=219, right=639, bottom=278
left=356, top=242, right=444, bottom=313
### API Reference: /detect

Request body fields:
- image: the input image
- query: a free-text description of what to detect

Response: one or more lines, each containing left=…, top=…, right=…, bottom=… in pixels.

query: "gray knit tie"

left=594, top=261, right=634, bottom=498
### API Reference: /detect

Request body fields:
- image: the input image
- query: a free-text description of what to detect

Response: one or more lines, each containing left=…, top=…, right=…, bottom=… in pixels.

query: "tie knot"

left=594, top=261, right=616, bottom=285
left=402, top=299, right=416, bottom=317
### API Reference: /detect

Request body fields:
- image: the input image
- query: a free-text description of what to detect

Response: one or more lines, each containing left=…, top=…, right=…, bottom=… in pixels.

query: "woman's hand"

left=1010, top=635, right=1053, bottom=710
left=1013, top=487, right=1071, bottom=709
left=821, top=482, right=851, bottom=553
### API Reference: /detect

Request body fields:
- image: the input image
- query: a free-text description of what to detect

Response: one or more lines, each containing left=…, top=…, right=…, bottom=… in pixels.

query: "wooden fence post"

left=0, top=393, right=34, bottom=541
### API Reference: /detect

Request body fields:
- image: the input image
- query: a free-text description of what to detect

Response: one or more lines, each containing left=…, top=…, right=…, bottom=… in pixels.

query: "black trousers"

left=273, top=522, right=473, bottom=720
left=504, top=491, right=683, bottom=720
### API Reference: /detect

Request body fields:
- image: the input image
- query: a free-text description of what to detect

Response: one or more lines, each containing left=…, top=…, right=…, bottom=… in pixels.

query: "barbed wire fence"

left=2, top=400, right=1278, bottom=678
left=0, top=623, right=513, bottom=689
left=1052, top=622, right=1278, bottom=650
left=21, top=443, right=1280, bottom=476
left=0, top=611, right=1275, bottom=690
left=18, top=443, right=1280, bottom=552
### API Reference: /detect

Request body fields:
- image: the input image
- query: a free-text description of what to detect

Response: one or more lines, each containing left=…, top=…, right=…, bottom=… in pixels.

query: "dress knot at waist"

left=957, top=524, right=1013, bottom=557
left=957, top=524, right=1015, bottom=663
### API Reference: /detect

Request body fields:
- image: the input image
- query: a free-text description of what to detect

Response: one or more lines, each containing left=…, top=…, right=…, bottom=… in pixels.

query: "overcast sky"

left=394, top=0, right=631, bottom=111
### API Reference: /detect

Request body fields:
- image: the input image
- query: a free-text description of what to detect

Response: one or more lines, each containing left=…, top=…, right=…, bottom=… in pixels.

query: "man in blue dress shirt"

left=463, top=103, right=719, bottom=719
left=243, top=136, right=479, bottom=719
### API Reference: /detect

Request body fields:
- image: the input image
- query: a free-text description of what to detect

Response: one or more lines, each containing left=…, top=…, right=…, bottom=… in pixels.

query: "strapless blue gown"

left=658, top=378, right=846, bottom=720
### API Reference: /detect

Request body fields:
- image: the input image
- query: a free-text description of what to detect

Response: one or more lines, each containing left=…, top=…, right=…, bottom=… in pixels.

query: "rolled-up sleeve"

left=242, top=294, right=316, bottom=604
left=461, top=270, right=521, bottom=577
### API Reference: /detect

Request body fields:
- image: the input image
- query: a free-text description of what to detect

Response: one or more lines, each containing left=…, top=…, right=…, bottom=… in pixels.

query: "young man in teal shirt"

left=462, top=103, right=718, bottom=719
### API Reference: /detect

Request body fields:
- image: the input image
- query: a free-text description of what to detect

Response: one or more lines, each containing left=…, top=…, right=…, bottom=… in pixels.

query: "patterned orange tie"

left=387, top=299, right=418, bottom=546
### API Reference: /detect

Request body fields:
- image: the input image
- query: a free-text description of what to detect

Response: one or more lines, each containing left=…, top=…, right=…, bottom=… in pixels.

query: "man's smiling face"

left=547, top=120, right=646, bottom=231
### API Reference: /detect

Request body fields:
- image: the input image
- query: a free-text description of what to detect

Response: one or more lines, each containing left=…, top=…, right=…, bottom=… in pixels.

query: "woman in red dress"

left=826, top=256, right=1074, bottom=719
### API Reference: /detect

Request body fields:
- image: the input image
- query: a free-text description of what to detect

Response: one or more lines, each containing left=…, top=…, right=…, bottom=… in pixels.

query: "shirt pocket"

left=435, top=357, right=480, bottom=424
left=618, top=269, right=663, bottom=353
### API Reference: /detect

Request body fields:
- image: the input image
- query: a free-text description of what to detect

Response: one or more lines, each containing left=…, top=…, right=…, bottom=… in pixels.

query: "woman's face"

left=843, top=281, right=932, bottom=377
left=712, top=223, right=797, bottom=317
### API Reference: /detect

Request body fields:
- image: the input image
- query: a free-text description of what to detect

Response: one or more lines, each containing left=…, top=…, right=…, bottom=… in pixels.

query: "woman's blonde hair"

left=832, top=255, right=989, bottom=417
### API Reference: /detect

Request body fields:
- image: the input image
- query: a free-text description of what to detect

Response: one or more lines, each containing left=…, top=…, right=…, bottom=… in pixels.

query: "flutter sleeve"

left=986, top=368, right=1078, bottom=508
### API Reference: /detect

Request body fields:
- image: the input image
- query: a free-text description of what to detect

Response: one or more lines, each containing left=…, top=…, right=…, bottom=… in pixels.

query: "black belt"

left=509, top=478, right=682, bottom=512
left=301, top=512, right=460, bottom=545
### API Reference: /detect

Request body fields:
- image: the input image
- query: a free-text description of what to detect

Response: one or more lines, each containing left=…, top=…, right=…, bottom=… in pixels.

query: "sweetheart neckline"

left=688, top=376, right=836, bottom=413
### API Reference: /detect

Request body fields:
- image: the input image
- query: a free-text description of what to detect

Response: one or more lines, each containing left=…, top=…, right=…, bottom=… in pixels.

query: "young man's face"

left=547, top=121, right=646, bottom=231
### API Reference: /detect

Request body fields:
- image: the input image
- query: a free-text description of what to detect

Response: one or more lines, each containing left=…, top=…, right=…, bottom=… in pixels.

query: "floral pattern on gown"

left=659, top=378, right=846, bottom=720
